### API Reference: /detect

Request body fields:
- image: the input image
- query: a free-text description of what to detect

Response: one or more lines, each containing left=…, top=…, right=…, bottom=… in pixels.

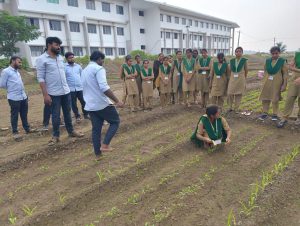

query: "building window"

left=174, top=33, right=178, bottom=39
left=118, top=48, right=125, bottom=56
left=183, top=34, right=186, bottom=40
left=141, top=45, right=146, bottom=50
left=103, top=25, right=111, bottom=35
left=214, top=37, right=217, bottom=42
left=117, top=27, right=124, bottom=36
left=206, top=23, right=209, bottom=28
left=195, top=21, right=198, bottom=27
left=139, top=10, right=144, bottom=16
left=105, top=47, right=113, bottom=56
left=175, top=17, right=179, bottom=24
left=25, top=18, right=40, bottom=29
left=167, top=15, right=171, bottom=23
left=87, top=24, right=97, bottom=34
left=73, top=47, right=83, bottom=56
left=193, top=35, right=197, bottom=40
left=160, top=14, right=163, bottom=22
left=49, top=20, right=61, bottom=31
left=67, top=0, right=78, bottom=7
left=47, top=0, right=59, bottom=3
left=201, top=22, right=204, bottom=28
left=166, top=32, right=171, bottom=39
left=189, top=19, right=192, bottom=26
left=30, top=46, right=44, bottom=57
left=199, top=36, right=203, bottom=41
left=90, top=47, right=99, bottom=53
left=211, top=23, right=214, bottom=29
left=216, top=24, right=219, bottom=30
left=220, top=25, right=222, bottom=31
left=161, top=31, right=163, bottom=39
left=140, top=28, right=145, bottom=34
left=86, top=0, right=95, bottom=10
left=102, top=2, right=110, bottom=12
left=116, top=5, right=124, bottom=15
left=182, top=18, right=186, bottom=25
left=70, top=22, right=80, bottom=32
left=227, top=27, right=231, bottom=32
left=166, top=48, right=171, bottom=54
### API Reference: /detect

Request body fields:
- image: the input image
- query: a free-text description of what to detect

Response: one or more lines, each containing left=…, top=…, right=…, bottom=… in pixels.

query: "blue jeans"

left=89, top=105, right=120, bottom=155
left=8, top=98, right=30, bottom=134
left=50, top=93, right=73, bottom=137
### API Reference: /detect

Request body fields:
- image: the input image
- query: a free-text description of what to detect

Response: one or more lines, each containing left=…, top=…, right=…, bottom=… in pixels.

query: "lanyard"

left=203, top=58, right=208, bottom=67
left=235, top=58, right=241, bottom=73
left=209, top=119, right=218, bottom=136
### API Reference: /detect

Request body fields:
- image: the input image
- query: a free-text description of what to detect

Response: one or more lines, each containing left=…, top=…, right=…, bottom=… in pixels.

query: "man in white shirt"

left=82, top=51, right=123, bottom=159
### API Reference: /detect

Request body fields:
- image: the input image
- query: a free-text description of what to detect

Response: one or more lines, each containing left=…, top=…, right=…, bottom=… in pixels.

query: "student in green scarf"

left=209, top=53, right=230, bottom=110
left=141, top=59, right=154, bottom=110
left=277, top=52, right=300, bottom=127
left=191, top=105, right=232, bottom=148
left=227, top=47, right=248, bottom=112
left=258, top=46, right=288, bottom=121
left=134, top=55, right=143, bottom=107
left=157, top=56, right=172, bottom=108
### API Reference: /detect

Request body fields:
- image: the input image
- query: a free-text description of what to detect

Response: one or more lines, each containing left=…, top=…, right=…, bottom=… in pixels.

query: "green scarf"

left=191, top=115, right=227, bottom=147
left=183, top=57, right=195, bottom=72
left=230, top=57, right=247, bottom=73
left=174, top=59, right=182, bottom=73
left=199, top=57, right=211, bottom=73
left=265, top=57, right=285, bottom=75
left=123, top=64, right=136, bottom=75
left=141, top=67, right=153, bottom=77
left=213, top=62, right=227, bottom=76
left=134, top=64, right=142, bottom=74
left=295, top=52, right=300, bottom=69
left=159, top=64, right=171, bottom=75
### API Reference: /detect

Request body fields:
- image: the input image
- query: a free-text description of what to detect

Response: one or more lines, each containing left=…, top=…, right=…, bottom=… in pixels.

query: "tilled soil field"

left=1, top=71, right=300, bottom=226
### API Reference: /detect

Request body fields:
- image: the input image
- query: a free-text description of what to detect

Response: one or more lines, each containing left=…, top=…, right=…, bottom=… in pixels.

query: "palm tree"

left=276, top=42, right=287, bottom=53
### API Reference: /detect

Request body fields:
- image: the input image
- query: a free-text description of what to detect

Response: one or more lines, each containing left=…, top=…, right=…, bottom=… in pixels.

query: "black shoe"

left=258, top=113, right=268, bottom=121
left=277, top=119, right=287, bottom=128
left=271, top=115, right=279, bottom=121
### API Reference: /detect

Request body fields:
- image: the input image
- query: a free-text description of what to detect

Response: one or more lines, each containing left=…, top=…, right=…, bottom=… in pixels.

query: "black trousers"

left=8, top=98, right=30, bottom=134
left=70, top=91, right=88, bottom=118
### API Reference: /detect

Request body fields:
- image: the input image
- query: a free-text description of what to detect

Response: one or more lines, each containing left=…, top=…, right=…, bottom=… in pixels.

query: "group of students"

left=119, top=46, right=300, bottom=135
left=119, top=47, right=249, bottom=113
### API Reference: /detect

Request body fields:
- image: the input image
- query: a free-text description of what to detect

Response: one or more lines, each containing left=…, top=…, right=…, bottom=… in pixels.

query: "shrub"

left=74, top=55, right=90, bottom=68
left=0, top=58, right=9, bottom=69
left=129, top=50, right=157, bottom=61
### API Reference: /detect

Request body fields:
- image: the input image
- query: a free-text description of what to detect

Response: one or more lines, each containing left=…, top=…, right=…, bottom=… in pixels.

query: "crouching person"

left=191, top=105, right=232, bottom=148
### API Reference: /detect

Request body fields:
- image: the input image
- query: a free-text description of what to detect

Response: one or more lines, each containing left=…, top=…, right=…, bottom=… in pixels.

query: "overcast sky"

left=156, top=0, right=299, bottom=52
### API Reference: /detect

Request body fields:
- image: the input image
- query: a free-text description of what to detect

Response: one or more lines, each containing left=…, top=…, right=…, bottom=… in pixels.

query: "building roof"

left=145, top=0, right=239, bottom=28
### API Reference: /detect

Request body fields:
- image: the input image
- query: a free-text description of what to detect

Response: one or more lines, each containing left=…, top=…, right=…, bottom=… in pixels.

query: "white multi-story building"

left=0, top=0, right=239, bottom=66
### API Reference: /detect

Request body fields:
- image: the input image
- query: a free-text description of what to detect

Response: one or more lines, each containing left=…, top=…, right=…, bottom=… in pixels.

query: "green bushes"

left=129, top=50, right=157, bottom=61
left=0, top=57, right=29, bottom=70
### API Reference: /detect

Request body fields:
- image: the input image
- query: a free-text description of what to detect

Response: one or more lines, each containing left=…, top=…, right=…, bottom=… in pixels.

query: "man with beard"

left=0, top=56, right=35, bottom=140
left=36, top=37, right=84, bottom=146
left=153, top=53, right=164, bottom=89
left=65, top=52, right=89, bottom=122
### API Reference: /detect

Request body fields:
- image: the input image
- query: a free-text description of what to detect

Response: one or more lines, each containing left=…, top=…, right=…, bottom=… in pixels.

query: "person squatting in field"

left=191, top=104, right=232, bottom=148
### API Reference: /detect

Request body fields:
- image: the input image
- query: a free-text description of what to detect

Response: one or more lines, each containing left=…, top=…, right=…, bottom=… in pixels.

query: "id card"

left=268, top=76, right=274, bottom=81
left=189, top=71, right=193, bottom=74
left=147, top=81, right=151, bottom=84
left=165, top=77, right=169, bottom=80
left=212, top=139, right=222, bottom=146
left=131, top=79, right=135, bottom=82
left=234, top=74, right=239, bottom=78
left=202, top=71, right=207, bottom=75
left=177, top=73, right=181, bottom=76
left=216, top=76, right=221, bottom=79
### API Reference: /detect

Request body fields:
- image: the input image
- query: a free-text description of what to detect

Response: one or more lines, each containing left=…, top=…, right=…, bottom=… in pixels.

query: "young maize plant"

left=8, top=210, right=17, bottom=225
left=127, top=193, right=140, bottom=205
left=227, top=209, right=236, bottom=226
left=96, top=171, right=107, bottom=183
left=58, top=193, right=67, bottom=205
left=22, top=205, right=37, bottom=217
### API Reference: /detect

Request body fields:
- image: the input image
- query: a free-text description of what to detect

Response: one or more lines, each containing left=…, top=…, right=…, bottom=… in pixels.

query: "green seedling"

left=22, top=205, right=37, bottom=216
left=227, top=209, right=236, bottom=226
left=106, top=206, right=120, bottom=217
left=58, top=193, right=66, bottom=205
left=96, top=171, right=107, bottom=183
left=127, top=193, right=140, bottom=205
left=8, top=210, right=17, bottom=225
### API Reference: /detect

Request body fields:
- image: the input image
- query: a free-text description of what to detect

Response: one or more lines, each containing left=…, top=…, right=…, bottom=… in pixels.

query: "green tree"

left=276, top=42, right=287, bottom=53
left=0, top=11, right=41, bottom=57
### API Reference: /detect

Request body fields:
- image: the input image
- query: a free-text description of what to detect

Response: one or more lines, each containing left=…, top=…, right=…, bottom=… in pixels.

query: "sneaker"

left=41, top=125, right=49, bottom=131
left=295, top=118, right=300, bottom=126
left=277, top=119, right=287, bottom=128
left=13, top=133, right=23, bottom=141
left=69, top=131, right=84, bottom=138
left=48, top=137, right=59, bottom=146
left=271, top=115, right=279, bottom=121
left=26, top=128, right=37, bottom=134
left=258, top=113, right=268, bottom=121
